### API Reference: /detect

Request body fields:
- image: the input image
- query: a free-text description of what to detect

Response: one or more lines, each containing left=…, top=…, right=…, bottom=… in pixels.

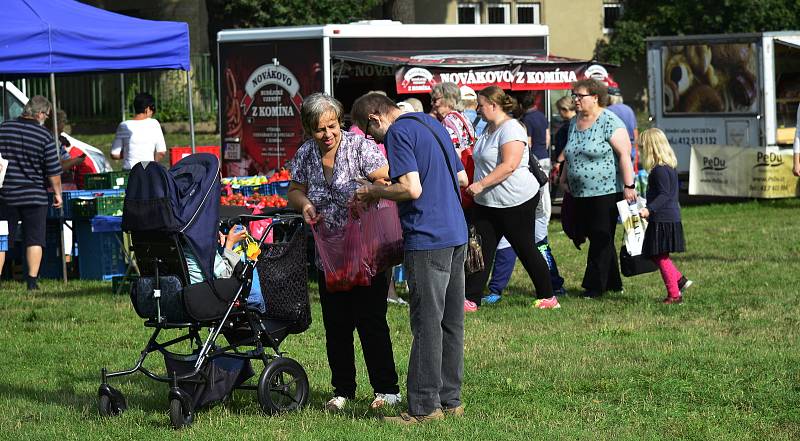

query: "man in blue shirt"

left=607, top=87, right=639, bottom=169
left=353, top=93, right=468, bottom=425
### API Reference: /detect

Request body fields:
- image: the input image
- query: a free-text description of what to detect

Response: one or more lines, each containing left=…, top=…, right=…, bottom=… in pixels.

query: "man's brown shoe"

left=443, top=405, right=465, bottom=417
left=381, top=408, right=444, bottom=425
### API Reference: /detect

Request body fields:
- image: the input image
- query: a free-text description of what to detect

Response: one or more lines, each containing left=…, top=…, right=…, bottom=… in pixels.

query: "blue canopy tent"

left=0, top=0, right=195, bottom=281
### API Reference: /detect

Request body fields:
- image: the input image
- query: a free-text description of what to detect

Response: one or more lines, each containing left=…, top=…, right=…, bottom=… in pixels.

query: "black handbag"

left=619, top=245, right=659, bottom=277
left=528, top=155, right=549, bottom=186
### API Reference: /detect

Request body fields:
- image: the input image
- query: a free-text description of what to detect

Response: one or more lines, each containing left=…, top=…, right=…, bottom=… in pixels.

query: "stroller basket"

left=163, top=351, right=254, bottom=409
left=254, top=217, right=311, bottom=334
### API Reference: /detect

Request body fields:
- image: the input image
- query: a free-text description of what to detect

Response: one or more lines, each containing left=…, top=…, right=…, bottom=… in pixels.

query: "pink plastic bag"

left=245, top=201, right=273, bottom=244
left=359, top=199, right=404, bottom=274
left=311, top=217, right=372, bottom=292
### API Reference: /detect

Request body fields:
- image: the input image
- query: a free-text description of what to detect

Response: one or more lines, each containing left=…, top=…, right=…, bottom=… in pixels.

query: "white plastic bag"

left=617, top=198, right=648, bottom=257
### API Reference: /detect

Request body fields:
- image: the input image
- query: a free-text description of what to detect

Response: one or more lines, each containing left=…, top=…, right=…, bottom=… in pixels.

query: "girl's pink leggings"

left=651, top=254, right=682, bottom=298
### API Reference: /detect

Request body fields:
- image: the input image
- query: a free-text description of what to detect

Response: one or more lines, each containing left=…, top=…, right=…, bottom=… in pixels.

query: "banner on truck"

left=219, top=39, right=323, bottom=176
left=394, top=62, right=616, bottom=94
left=689, top=145, right=800, bottom=198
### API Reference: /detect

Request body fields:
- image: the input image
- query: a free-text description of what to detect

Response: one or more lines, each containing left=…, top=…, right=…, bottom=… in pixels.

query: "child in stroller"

left=98, top=154, right=311, bottom=429
left=185, top=224, right=266, bottom=313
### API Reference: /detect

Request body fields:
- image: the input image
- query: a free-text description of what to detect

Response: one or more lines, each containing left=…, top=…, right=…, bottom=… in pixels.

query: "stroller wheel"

left=169, top=398, right=194, bottom=429
left=98, top=386, right=126, bottom=417
left=257, top=357, right=309, bottom=414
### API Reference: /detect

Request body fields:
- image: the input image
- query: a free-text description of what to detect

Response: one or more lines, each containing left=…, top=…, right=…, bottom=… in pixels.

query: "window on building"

left=604, top=3, right=622, bottom=33
left=458, top=4, right=481, bottom=24
left=516, top=3, right=540, bottom=24
left=487, top=4, right=510, bottom=24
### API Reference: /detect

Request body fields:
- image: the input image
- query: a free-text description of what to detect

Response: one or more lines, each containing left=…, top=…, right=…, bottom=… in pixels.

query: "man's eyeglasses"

left=571, top=93, right=593, bottom=100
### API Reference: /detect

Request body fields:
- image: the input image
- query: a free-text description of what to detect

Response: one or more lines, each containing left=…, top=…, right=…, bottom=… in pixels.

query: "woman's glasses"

left=571, top=93, right=593, bottom=101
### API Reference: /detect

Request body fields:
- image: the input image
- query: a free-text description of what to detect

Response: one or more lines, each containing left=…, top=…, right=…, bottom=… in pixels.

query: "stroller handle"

left=225, top=212, right=304, bottom=249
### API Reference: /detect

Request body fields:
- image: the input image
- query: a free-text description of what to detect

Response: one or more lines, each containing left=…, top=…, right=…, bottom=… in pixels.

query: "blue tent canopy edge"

left=0, top=0, right=190, bottom=74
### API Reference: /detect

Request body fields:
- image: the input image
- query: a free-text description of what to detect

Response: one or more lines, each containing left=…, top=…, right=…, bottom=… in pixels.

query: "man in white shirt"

left=111, top=93, right=167, bottom=170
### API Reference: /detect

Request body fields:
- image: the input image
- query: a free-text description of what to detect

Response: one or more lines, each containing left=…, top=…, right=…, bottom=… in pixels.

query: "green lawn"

left=1, top=200, right=799, bottom=440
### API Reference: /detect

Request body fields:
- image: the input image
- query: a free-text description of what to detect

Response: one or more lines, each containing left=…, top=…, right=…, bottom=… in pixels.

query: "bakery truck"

left=646, top=32, right=800, bottom=197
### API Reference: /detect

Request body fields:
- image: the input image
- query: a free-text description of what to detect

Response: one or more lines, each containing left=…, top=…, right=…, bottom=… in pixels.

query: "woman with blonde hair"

left=464, top=85, right=555, bottom=309
left=638, top=128, right=691, bottom=304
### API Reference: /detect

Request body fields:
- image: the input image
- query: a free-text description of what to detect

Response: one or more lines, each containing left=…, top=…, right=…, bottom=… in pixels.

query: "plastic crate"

left=273, top=180, right=290, bottom=198
left=170, top=146, right=221, bottom=166
left=71, top=198, right=97, bottom=219
left=33, top=222, right=65, bottom=279
left=84, top=171, right=128, bottom=190
left=239, top=185, right=262, bottom=197
left=75, top=220, right=126, bottom=280
left=48, top=190, right=92, bottom=219
left=96, top=196, right=125, bottom=216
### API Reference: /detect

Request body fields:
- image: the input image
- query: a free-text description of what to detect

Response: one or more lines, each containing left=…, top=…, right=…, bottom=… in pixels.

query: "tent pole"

left=2, top=76, right=6, bottom=121
left=50, top=73, right=67, bottom=284
left=186, top=70, right=196, bottom=154
left=120, top=73, right=126, bottom=121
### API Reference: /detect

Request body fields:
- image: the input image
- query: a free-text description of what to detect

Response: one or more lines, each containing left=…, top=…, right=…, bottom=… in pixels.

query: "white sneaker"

left=387, top=297, right=409, bottom=306
left=370, top=392, right=402, bottom=409
left=325, top=396, right=347, bottom=411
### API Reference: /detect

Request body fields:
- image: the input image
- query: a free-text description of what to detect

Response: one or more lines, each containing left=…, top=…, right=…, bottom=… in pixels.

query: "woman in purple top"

left=287, top=93, right=401, bottom=412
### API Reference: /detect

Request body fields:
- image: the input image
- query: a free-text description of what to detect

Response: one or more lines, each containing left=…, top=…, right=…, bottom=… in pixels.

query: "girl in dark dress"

left=638, top=128, right=692, bottom=304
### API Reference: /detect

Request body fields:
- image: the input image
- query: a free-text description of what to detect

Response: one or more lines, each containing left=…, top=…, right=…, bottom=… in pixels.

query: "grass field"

left=1, top=199, right=799, bottom=440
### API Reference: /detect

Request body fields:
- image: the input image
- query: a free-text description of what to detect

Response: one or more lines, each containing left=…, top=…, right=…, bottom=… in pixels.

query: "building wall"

left=79, top=0, right=209, bottom=54
left=420, top=0, right=610, bottom=60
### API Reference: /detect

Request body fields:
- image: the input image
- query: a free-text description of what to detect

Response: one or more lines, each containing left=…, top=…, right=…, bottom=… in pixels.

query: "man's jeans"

left=404, top=244, right=466, bottom=415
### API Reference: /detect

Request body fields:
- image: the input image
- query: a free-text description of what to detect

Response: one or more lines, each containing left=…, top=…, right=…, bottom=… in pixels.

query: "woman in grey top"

left=464, top=86, right=555, bottom=309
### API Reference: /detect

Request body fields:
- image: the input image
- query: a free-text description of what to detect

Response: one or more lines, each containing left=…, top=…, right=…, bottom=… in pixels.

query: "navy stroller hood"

left=122, top=153, right=221, bottom=279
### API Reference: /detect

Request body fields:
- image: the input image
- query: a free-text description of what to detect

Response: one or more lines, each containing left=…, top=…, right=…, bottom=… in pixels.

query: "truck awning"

left=775, top=36, right=800, bottom=50
left=331, top=51, right=616, bottom=93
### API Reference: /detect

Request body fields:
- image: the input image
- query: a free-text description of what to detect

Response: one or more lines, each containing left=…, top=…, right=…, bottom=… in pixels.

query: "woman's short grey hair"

left=22, top=95, right=52, bottom=117
left=431, top=82, right=463, bottom=112
left=300, top=93, right=344, bottom=137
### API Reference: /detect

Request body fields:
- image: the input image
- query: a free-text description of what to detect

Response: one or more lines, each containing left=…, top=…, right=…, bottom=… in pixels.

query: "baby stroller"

left=97, top=154, right=311, bottom=429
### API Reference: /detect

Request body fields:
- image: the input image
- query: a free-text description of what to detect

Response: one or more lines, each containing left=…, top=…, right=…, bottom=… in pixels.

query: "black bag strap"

left=398, top=115, right=461, bottom=203
left=472, top=115, right=482, bottom=130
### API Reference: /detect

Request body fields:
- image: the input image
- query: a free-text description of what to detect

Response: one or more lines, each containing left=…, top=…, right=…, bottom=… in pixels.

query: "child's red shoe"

left=662, top=296, right=683, bottom=305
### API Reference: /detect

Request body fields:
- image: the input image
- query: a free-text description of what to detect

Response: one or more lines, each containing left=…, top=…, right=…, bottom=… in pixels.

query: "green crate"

left=84, top=173, right=112, bottom=190
left=97, top=196, right=125, bottom=216
left=109, top=171, right=129, bottom=189
left=71, top=198, right=97, bottom=218
left=84, top=171, right=129, bottom=190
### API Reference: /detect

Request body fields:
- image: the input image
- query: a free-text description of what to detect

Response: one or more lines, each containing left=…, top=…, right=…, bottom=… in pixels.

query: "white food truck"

left=216, top=21, right=615, bottom=176
left=646, top=32, right=800, bottom=175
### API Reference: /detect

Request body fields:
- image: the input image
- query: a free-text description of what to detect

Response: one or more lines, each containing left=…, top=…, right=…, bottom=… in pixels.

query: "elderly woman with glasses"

left=287, top=92, right=401, bottom=412
left=430, top=82, right=476, bottom=155
left=558, top=79, right=637, bottom=299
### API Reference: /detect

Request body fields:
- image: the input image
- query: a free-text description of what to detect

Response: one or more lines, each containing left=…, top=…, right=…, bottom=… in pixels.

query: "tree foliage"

left=206, top=0, right=384, bottom=31
left=597, top=0, right=800, bottom=64
left=206, top=0, right=385, bottom=64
